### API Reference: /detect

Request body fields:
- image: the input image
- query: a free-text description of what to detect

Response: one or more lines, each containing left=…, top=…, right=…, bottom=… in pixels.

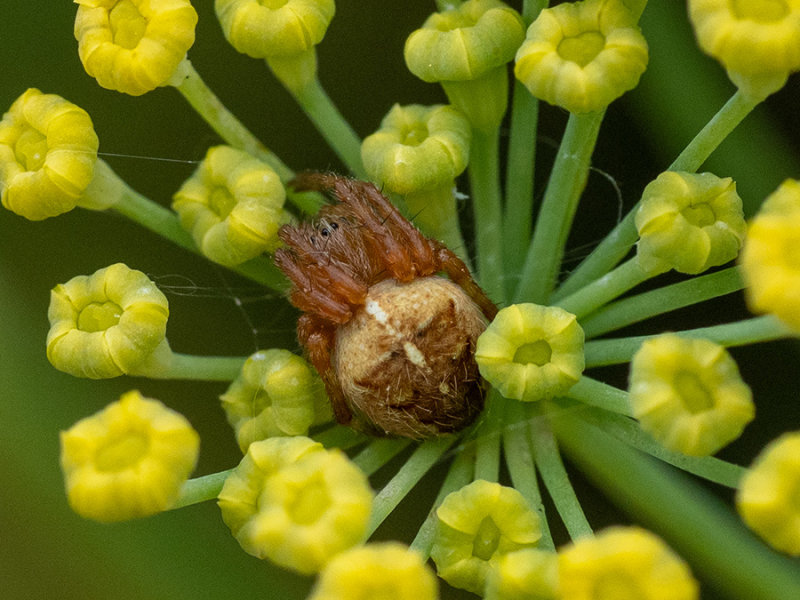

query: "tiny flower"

left=60, top=390, right=200, bottom=522
left=629, top=334, right=755, bottom=457
left=404, top=0, right=525, bottom=131
left=736, top=431, right=800, bottom=555
left=484, top=548, right=559, bottom=600
left=215, top=0, right=335, bottom=59
left=220, top=349, right=331, bottom=452
left=476, top=303, right=585, bottom=402
left=361, top=104, right=471, bottom=196
left=514, top=0, right=649, bottom=114
left=740, top=179, right=800, bottom=331
left=307, top=542, right=439, bottom=600
left=217, top=436, right=373, bottom=574
left=73, top=0, right=198, bottom=96
left=635, top=171, right=746, bottom=275
left=0, top=88, right=98, bottom=220
left=688, top=0, right=800, bottom=98
left=172, top=145, right=287, bottom=266
left=558, top=526, right=699, bottom=600
left=430, top=479, right=542, bottom=594
left=47, top=263, right=171, bottom=379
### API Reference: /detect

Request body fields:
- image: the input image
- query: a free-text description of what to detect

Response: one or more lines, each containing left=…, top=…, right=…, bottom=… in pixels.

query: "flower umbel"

left=0, top=88, right=99, bottom=220
left=60, top=390, right=200, bottom=522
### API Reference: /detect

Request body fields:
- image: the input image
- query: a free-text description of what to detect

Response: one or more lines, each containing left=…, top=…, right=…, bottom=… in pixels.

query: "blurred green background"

left=2, top=2, right=799, bottom=599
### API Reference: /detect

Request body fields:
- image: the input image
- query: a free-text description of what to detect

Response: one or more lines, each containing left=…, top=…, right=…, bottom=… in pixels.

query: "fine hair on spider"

left=274, top=172, right=498, bottom=439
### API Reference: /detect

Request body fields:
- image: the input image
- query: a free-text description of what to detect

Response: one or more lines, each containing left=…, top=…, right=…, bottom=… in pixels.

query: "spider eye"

left=320, top=228, right=329, bottom=237
left=330, top=221, right=339, bottom=230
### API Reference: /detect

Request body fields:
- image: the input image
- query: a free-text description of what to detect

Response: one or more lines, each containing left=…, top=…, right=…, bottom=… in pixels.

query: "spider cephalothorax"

left=274, top=173, right=498, bottom=438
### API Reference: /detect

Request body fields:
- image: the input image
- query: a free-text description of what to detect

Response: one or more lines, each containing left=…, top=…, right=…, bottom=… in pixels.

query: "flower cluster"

left=4, top=0, right=800, bottom=598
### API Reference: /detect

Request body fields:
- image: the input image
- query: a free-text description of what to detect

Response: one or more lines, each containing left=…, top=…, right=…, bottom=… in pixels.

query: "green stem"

left=554, top=257, right=655, bottom=318
left=555, top=90, right=760, bottom=300
left=156, top=353, right=246, bottom=381
left=173, top=468, right=234, bottom=509
left=530, top=407, right=593, bottom=540
left=580, top=266, right=744, bottom=338
left=312, top=425, right=368, bottom=450
left=503, top=82, right=539, bottom=292
left=503, top=401, right=554, bottom=549
left=584, top=315, right=792, bottom=367
left=474, top=389, right=505, bottom=482
left=409, top=445, right=475, bottom=559
left=552, top=410, right=800, bottom=600
left=567, top=376, right=631, bottom=416
left=352, top=439, right=412, bottom=477
left=514, top=110, right=605, bottom=304
left=112, top=181, right=287, bottom=291
left=291, top=78, right=365, bottom=178
left=172, top=59, right=293, bottom=182
left=367, top=436, right=456, bottom=536
left=469, top=128, right=506, bottom=305
left=574, top=404, right=745, bottom=488
left=404, top=186, right=470, bottom=267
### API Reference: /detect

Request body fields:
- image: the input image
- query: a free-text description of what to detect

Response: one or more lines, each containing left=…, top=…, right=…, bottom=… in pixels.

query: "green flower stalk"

left=8, top=1, right=800, bottom=599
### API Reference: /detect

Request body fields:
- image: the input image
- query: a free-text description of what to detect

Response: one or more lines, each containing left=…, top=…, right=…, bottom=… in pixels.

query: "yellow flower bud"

left=220, top=349, right=330, bottom=452
left=218, top=436, right=373, bottom=574
left=514, top=0, right=649, bottom=114
left=404, top=0, right=524, bottom=131
left=476, top=303, right=585, bottom=402
left=172, top=145, right=287, bottom=266
left=60, top=390, right=200, bottom=522
left=215, top=0, right=335, bottom=59
left=688, top=0, right=800, bottom=99
left=635, top=171, right=746, bottom=275
left=629, top=334, right=755, bottom=457
left=736, top=431, right=800, bottom=555
left=308, top=542, right=439, bottom=600
left=74, top=0, right=198, bottom=96
left=361, top=104, right=471, bottom=195
left=558, top=526, right=699, bottom=600
left=405, top=0, right=524, bottom=83
left=484, top=548, right=559, bottom=600
left=47, top=263, right=170, bottom=379
left=430, top=479, right=542, bottom=594
left=740, top=179, right=800, bottom=331
left=0, top=88, right=98, bottom=220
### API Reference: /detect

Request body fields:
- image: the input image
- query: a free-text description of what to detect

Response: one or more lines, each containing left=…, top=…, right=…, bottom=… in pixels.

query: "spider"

left=274, top=173, right=498, bottom=438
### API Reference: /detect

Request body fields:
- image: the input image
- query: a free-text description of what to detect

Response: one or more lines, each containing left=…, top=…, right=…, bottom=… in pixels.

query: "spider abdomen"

left=334, top=276, right=488, bottom=438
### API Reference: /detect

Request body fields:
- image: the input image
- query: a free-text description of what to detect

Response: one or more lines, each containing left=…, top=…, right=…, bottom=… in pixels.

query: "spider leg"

left=297, top=313, right=353, bottom=426
left=433, top=242, right=499, bottom=321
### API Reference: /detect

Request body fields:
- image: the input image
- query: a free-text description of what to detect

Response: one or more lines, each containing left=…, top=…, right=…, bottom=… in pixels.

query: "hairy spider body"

left=275, top=173, right=498, bottom=438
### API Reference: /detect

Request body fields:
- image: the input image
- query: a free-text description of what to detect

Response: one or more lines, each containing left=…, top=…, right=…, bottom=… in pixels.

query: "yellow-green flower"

left=740, top=179, right=800, bottom=331
left=215, top=0, right=335, bottom=59
left=736, top=431, right=800, bottom=555
left=220, top=349, right=330, bottom=452
left=484, top=548, right=559, bottom=600
left=635, top=171, right=746, bottom=275
left=60, top=390, right=200, bottom=522
left=688, top=0, right=800, bottom=98
left=558, top=526, right=699, bottom=600
left=74, top=0, right=198, bottom=96
left=629, top=334, right=754, bottom=457
left=430, top=479, right=542, bottom=594
left=514, top=0, right=648, bottom=114
left=47, top=263, right=171, bottom=379
left=172, top=145, right=287, bottom=266
left=0, top=88, right=98, bottom=220
left=217, top=436, right=373, bottom=574
left=308, top=542, right=439, bottom=600
left=476, top=303, right=585, bottom=402
left=361, top=104, right=471, bottom=196
left=404, top=0, right=525, bottom=131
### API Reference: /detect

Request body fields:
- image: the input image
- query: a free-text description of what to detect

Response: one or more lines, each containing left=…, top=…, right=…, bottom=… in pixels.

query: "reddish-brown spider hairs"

left=274, top=172, right=498, bottom=438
